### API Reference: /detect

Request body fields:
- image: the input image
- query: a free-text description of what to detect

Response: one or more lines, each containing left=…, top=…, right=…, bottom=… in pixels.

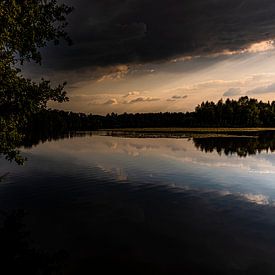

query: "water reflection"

left=4, top=132, right=275, bottom=202
left=2, top=132, right=275, bottom=273
left=193, top=135, right=275, bottom=157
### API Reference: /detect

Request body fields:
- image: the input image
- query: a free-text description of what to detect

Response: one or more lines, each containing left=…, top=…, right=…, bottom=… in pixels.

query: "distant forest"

left=28, top=97, right=275, bottom=133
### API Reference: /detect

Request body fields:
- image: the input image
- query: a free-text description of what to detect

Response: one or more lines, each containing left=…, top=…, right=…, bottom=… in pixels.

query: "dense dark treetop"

left=28, top=97, right=275, bottom=133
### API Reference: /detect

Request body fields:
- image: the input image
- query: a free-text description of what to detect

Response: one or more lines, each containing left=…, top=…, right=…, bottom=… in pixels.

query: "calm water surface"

left=2, top=132, right=275, bottom=274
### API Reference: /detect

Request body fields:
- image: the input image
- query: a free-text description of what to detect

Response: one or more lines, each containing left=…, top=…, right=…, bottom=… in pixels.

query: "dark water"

left=2, top=132, right=275, bottom=274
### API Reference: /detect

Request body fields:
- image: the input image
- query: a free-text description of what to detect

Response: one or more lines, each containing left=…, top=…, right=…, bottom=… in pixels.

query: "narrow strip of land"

left=102, top=128, right=275, bottom=133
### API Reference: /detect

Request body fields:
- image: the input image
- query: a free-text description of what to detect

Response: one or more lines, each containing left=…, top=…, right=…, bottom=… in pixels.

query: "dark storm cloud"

left=43, top=0, right=275, bottom=70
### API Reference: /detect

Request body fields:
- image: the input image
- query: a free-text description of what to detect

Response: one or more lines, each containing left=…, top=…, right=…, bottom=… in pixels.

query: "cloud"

left=167, top=95, right=188, bottom=102
left=246, top=40, right=275, bottom=54
left=126, top=97, right=160, bottom=104
left=241, top=193, right=269, bottom=205
left=176, top=40, right=275, bottom=61
left=41, top=0, right=275, bottom=71
left=246, top=83, right=275, bottom=95
left=103, top=98, right=118, bottom=105
left=194, top=80, right=245, bottom=89
left=175, top=95, right=188, bottom=99
left=172, top=95, right=182, bottom=99
left=123, top=91, right=141, bottom=97
left=96, top=65, right=129, bottom=82
left=223, top=88, right=243, bottom=97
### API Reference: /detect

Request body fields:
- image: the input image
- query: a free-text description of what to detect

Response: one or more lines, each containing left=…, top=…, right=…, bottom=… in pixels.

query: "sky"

left=25, top=0, right=275, bottom=115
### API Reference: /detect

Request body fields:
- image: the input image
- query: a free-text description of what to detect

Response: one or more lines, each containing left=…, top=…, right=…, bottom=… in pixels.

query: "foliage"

left=194, top=97, right=275, bottom=127
left=0, top=0, right=72, bottom=164
left=27, top=97, right=275, bottom=132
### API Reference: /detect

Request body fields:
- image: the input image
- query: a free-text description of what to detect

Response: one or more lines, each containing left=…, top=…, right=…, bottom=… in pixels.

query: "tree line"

left=27, top=97, right=275, bottom=132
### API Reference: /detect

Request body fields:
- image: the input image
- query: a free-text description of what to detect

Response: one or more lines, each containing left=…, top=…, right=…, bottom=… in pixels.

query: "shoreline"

left=100, top=127, right=275, bottom=133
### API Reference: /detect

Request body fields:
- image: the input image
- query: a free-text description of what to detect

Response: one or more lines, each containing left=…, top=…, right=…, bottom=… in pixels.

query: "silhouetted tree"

left=0, top=0, right=73, bottom=163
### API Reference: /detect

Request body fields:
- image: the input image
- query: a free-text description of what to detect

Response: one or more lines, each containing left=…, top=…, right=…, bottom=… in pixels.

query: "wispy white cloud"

left=123, top=91, right=141, bottom=97
left=125, top=97, right=160, bottom=104
left=171, top=40, right=275, bottom=63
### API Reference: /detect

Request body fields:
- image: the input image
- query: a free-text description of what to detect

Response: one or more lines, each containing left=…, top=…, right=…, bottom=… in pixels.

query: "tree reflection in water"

left=193, top=132, right=275, bottom=157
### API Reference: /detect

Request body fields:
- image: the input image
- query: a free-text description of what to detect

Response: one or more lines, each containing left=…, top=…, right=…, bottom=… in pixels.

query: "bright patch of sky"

left=42, top=39, right=275, bottom=114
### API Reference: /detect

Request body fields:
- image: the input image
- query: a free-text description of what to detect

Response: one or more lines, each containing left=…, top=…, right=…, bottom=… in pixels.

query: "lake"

left=1, top=131, right=275, bottom=274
